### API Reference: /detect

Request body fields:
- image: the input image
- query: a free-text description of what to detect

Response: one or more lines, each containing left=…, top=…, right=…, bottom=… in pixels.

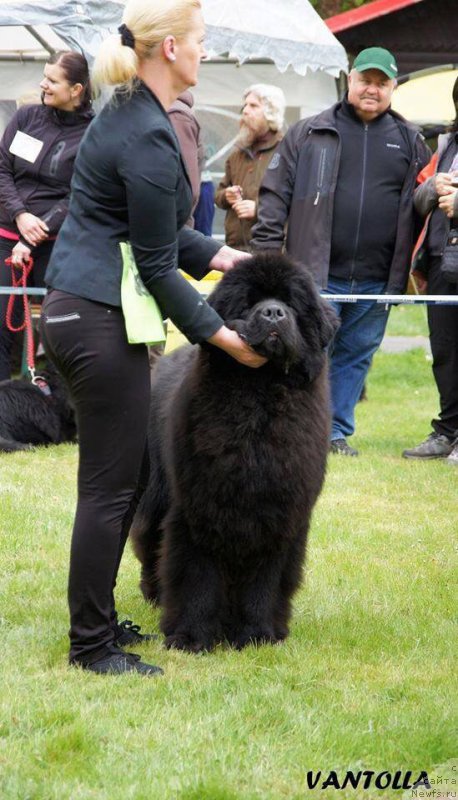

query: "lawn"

left=384, top=302, right=428, bottom=338
left=0, top=309, right=456, bottom=800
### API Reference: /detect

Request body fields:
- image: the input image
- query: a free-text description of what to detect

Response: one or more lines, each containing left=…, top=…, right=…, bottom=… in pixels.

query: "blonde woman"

left=40, top=0, right=265, bottom=676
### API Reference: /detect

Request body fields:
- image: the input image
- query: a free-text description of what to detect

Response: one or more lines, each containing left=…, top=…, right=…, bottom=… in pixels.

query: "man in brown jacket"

left=215, top=84, right=285, bottom=250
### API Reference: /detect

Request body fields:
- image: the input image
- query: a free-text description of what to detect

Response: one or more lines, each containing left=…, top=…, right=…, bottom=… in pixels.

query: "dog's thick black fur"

left=0, top=366, right=76, bottom=452
left=131, top=253, right=339, bottom=652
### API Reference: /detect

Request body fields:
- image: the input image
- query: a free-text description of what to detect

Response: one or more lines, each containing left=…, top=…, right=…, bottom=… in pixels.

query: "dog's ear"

left=317, top=298, right=340, bottom=348
left=299, top=298, right=339, bottom=383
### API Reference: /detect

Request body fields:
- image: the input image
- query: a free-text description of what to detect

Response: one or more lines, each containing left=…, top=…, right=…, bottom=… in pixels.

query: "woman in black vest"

left=40, top=0, right=265, bottom=676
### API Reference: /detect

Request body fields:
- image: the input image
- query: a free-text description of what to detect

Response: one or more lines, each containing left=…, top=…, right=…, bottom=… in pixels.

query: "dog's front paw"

left=231, top=626, right=279, bottom=650
left=273, top=624, right=289, bottom=641
left=164, top=633, right=213, bottom=654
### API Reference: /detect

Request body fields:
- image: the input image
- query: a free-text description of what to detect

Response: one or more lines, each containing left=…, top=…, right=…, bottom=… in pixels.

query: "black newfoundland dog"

left=0, top=367, right=76, bottom=452
left=131, top=253, right=338, bottom=652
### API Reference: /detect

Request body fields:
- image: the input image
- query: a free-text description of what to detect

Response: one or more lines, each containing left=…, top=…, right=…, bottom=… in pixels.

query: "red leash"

left=4, top=255, right=40, bottom=382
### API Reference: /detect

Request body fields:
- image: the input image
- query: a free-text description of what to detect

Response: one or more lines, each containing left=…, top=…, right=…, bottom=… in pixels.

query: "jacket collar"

left=307, top=94, right=422, bottom=145
left=237, top=129, right=283, bottom=158
left=47, top=106, right=94, bottom=126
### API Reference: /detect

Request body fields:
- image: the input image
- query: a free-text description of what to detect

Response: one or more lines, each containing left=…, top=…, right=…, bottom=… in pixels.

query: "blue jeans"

left=322, top=277, right=390, bottom=441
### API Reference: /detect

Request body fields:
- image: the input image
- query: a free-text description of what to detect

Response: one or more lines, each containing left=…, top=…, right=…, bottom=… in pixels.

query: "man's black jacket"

left=251, top=99, right=431, bottom=293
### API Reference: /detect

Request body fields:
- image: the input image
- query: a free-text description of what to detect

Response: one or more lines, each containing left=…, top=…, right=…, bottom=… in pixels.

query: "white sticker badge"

left=9, top=130, right=44, bottom=163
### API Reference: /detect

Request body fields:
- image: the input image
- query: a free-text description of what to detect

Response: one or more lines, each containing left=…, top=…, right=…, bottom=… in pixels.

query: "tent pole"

left=25, top=26, right=55, bottom=57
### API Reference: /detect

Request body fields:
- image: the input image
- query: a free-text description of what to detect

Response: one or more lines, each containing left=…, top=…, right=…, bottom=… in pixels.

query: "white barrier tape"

left=320, top=294, right=458, bottom=306
left=0, top=287, right=47, bottom=295
left=1, top=287, right=457, bottom=306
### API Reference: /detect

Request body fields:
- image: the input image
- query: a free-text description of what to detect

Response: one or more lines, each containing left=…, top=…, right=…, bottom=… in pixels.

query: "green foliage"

left=310, top=0, right=374, bottom=18
left=0, top=343, right=455, bottom=799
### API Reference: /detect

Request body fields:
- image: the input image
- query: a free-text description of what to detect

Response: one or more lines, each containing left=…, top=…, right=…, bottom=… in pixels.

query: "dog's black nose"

left=260, top=303, right=286, bottom=321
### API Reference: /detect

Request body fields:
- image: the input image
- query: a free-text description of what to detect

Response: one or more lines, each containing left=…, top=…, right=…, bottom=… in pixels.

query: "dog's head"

left=207, top=253, right=339, bottom=381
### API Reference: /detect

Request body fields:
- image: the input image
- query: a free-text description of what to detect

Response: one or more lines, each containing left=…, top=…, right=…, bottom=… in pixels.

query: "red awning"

left=327, top=0, right=425, bottom=34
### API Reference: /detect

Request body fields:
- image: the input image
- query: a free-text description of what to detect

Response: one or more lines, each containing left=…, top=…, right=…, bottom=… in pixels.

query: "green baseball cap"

left=353, top=47, right=398, bottom=79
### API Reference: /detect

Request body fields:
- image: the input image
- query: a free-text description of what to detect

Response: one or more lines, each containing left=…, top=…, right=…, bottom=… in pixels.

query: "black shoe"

left=402, top=433, right=454, bottom=460
left=446, top=442, right=458, bottom=466
left=330, top=438, right=358, bottom=456
left=114, top=619, right=159, bottom=647
left=72, top=645, right=163, bottom=676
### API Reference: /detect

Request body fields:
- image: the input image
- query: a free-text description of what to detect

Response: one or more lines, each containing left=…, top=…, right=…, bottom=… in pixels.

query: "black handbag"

left=441, top=226, right=458, bottom=283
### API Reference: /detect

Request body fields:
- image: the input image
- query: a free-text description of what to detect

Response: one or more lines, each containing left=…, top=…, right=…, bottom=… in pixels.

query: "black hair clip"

left=118, top=23, right=135, bottom=50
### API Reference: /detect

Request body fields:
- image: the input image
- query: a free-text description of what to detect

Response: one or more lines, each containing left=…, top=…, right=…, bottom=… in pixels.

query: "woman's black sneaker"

left=114, top=619, right=159, bottom=646
left=72, top=645, right=163, bottom=676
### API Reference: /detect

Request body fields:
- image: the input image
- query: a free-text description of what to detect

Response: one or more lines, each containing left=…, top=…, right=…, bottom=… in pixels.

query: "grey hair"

left=243, top=83, right=286, bottom=132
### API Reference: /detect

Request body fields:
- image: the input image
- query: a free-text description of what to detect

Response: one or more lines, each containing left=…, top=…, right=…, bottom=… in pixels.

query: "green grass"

left=384, top=304, right=429, bottom=338
left=0, top=343, right=456, bottom=800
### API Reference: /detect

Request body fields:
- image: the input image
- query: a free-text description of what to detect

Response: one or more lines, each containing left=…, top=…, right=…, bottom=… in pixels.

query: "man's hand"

left=435, top=172, right=454, bottom=197
left=233, top=199, right=256, bottom=220
left=15, top=212, right=49, bottom=247
left=438, top=189, right=458, bottom=218
left=224, top=185, right=243, bottom=206
left=209, top=245, right=252, bottom=273
left=10, top=241, right=32, bottom=267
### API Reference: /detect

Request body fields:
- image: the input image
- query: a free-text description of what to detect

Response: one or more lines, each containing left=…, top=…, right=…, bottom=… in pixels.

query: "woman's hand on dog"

left=209, top=245, right=252, bottom=273
left=208, top=326, right=267, bottom=368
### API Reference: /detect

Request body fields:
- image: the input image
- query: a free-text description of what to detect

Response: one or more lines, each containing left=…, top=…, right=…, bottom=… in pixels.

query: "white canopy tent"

left=0, top=0, right=347, bottom=122
left=0, top=0, right=347, bottom=240
left=203, top=0, right=347, bottom=78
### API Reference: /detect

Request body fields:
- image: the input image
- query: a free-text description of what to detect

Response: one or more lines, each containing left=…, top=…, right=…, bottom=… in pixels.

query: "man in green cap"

left=252, top=47, right=430, bottom=456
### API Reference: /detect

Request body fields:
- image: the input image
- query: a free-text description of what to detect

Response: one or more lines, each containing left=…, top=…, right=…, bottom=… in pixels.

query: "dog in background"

left=0, top=367, right=76, bottom=452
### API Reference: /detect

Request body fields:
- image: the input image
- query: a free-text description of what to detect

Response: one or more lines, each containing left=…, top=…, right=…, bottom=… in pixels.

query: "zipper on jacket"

left=50, top=141, right=66, bottom=177
left=24, top=128, right=63, bottom=207
left=314, top=148, right=327, bottom=205
left=350, top=123, right=369, bottom=280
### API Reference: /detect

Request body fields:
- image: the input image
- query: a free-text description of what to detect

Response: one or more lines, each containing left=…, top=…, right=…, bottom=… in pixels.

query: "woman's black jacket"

left=45, top=82, right=223, bottom=343
left=0, top=103, right=94, bottom=236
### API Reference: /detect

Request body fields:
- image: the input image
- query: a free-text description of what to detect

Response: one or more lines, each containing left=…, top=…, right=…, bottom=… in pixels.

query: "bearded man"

left=215, top=84, right=285, bottom=250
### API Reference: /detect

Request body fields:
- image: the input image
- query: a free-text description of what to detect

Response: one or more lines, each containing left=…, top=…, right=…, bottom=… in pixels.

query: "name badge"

left=9, top=131, right=44, bottom=163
